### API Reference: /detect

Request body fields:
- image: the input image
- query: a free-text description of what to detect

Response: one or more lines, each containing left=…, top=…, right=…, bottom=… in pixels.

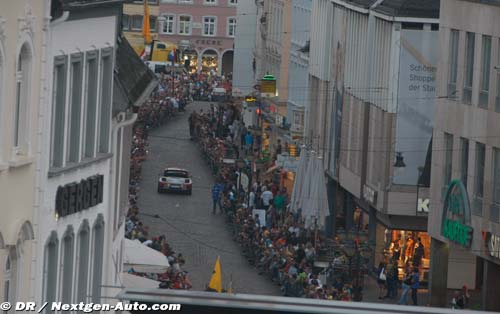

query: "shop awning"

left=376, top=213, right=428, bottom=231
left=124, top=239, right=170, bottom=273
left=121, top=272, right=161, bottom=289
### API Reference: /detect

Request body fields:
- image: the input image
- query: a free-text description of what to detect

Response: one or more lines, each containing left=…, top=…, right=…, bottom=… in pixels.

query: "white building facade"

left=34, top=0, right=123, bottom=308
left=0, top=0, right=49, bottom=307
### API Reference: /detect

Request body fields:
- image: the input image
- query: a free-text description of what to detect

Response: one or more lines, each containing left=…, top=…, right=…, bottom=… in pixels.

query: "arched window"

left=14, top=43, right=32, bottom=156
left=91, top=215, right=104, bottom=303
left=60, top=227, right=74, bottom=304
left=75, top=221, right=90, bottom=304
left=42, top=232, right=58, bottom=311
left=3, top=248, right=17, bottom=310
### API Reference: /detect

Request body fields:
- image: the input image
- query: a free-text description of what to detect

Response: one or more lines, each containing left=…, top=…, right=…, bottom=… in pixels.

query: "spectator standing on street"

left=212, top=182, right=224, bottom=214
left=377, top=261, right=387, bottom=299
left=261, top=188, right=274, bottom=210
left=245, top=131, right=254, bottom=155
left=398, top=266, right=413, bottom=305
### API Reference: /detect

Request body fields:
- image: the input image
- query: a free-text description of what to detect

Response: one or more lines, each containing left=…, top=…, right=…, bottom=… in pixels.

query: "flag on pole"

left=208, top=256, right=222, bottom=293
left=142, top=0, right=152, bottom=44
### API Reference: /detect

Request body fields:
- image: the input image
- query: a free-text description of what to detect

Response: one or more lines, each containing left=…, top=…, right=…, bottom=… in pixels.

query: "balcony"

left=491, top=203, right=500, bottom=223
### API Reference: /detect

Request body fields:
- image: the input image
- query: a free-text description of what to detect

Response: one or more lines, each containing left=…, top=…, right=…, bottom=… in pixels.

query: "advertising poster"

left=393, top=29, right=438, bottom=185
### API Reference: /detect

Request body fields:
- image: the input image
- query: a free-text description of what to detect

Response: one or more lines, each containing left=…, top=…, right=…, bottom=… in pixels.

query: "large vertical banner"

left=393, top=29, right=438, bottom=185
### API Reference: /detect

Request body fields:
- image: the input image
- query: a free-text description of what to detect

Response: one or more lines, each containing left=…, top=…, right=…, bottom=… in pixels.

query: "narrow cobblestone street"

left=136, top=101, right=280, bottom=295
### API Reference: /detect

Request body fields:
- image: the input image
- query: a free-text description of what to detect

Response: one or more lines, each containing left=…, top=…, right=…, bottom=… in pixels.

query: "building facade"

left=157, top=0, right=236, bottom=75
left=287, top=0, right=311, bottom=138
left=122, top=0, right=161, bottom=55
left=0, top=0, right=48, bottom=307
left=34, top=0, right=124, bottom=308
left=428, top=0, right=500, bottom=310
left=307, top=0, right=440, bottom=275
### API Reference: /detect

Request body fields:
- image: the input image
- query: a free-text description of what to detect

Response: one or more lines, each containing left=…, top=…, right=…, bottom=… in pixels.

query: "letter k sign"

left=418, top=198, right=430, bottom=213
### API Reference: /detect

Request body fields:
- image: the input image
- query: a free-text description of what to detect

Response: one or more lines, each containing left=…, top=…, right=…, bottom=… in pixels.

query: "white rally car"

left=157, top=168, right=192, bottom=195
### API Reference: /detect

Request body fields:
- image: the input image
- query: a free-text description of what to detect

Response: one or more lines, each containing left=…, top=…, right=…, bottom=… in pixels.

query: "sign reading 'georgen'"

left=441, top=180, right=473, bottom=248
left=55, top=174, right=104, bottom=218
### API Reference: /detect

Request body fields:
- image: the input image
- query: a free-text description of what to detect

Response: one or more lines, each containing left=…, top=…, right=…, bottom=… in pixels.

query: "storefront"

left=384, top=229, right=431, bottom=282
left=201, top=50, right=219, bottom=74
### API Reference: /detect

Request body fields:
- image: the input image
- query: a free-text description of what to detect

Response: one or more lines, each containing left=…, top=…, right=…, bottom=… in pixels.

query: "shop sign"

left=483, top=231, right=500, bottom=260
left=417, top=198, right=430, bottom=213
left=195, top=39, right=223, bottom=46
left=261, top=74, right=276, bottom=97
left=362, top=185, right=377, bottom=205
left=441, top=180, right=473, bottom=248
left=55, top=174, right=104, bottom=218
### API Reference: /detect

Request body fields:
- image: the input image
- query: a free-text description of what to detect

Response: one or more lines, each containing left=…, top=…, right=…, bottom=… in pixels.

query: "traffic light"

left=256, top=108, right=262, bottom=116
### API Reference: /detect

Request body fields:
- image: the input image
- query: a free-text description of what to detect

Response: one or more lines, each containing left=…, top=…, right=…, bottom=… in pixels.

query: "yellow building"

left=122, top=0, right=160, bottom=55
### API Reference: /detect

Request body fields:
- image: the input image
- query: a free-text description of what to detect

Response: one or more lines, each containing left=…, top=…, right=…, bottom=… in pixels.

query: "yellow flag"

left=142, top=0, right=152, bottom=44
left=208, top=256, right=222, bottom=293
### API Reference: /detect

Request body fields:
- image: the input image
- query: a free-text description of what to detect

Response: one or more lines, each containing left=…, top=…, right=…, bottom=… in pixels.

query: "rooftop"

left=341, top=0, right=440, bottom=19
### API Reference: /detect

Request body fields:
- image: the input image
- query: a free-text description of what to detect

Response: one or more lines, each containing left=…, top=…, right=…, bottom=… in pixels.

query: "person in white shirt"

left=261, top=189, right=273, bottom=209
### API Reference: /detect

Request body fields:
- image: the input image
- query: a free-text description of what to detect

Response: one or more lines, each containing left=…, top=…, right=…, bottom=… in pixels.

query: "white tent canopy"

left=121, top=272, right=161, bottom=289
left=291, top=151, right=329, bottom=230
left=124, top=239, right=170, bottom=273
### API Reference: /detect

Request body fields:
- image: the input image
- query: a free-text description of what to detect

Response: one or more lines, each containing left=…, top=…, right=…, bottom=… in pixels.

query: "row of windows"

left=447, top=29, right=500, bottom=111
left=50, top=48, right=113, bottom=169
left=442, top=133, right=500, bottom=222
left=123, top=14, right=236, bottom=37
left=42, top=217, right=105, bottom=312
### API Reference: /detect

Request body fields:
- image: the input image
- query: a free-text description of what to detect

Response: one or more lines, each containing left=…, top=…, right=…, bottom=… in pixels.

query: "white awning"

left=124, top=239, right=170, bottom=273
left=121, top=273, right=161, bottom=289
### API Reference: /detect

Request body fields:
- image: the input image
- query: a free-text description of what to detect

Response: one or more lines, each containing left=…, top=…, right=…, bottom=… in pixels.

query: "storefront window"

left=384, top=230, right=431, bottom=282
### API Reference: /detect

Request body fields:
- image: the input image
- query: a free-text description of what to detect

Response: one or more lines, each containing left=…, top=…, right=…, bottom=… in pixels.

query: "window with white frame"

left=42, top=232, right=58, bottom=313
left=67, top=53, right=83, bottom=164
left=50, top=56, right=67, bottom=168
left=463, top=32, right=475, bottom=104
left=122, top=14, right=130, bottom=31
left=14, top=43, right=32, bottom=156
left=84, top=51, right=98, bottom=159
left=204, top=0, right=217, bottom=4
left=99, top=48, right=113, bottom=154
left=448, top=29, right=459, bottom=99
left=497, top=38, right=500, bottom=113
left=150, top=15, right=157, bottom=32
left=479, top=35, right=491, bottom=109
left=229, top=0, right=237, bottom=5
left=161, top=15, right=175, bottom=34
left=4, top=248, right=17, bottom=308
left=227, top=17, right=236, bottom=37
left=131, top=15, right=143, bottom=31
left=60, top=227, right=74, bottom=305
left=178, top=0, right=193, bottom=3
left=76, top=221, right=90, bottom=304
left=203, top=16, right=216, bottom=36
left=178, top=15, right=191, bottom=35
left=91, top=216, right=104, bottom=303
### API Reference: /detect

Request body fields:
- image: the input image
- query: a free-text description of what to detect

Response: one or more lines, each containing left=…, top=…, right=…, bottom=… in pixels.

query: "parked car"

left=158, top=168, right=192, bottom=195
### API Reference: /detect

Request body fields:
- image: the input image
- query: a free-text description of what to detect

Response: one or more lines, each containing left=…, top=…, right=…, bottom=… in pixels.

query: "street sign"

left=418, top=197, right=430, bottom=213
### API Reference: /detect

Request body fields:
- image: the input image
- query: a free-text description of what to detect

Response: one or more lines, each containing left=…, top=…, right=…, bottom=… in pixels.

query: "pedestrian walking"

left=398, top=267, right=413, bottom=305
left=244, top=131, right=254, bottom=156
left=411, top=268, right=420, bottom=305
left=377, top=261, right=387, bottom=299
